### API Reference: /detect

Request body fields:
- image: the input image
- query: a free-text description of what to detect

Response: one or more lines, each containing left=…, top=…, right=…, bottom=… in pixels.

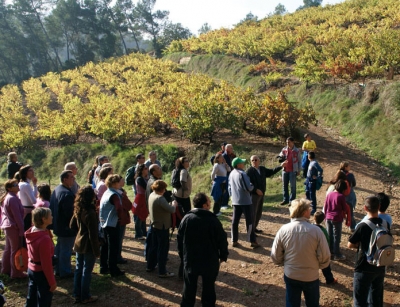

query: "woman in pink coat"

left=0, top=179, right=26, bottom=278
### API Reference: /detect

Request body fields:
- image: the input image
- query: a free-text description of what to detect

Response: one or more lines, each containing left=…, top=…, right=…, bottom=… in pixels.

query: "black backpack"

left=171, top=168, right=182, bottom=189
left=125, top=165, right=136, bottom=186
left=88, top=167, right=95, bottom=184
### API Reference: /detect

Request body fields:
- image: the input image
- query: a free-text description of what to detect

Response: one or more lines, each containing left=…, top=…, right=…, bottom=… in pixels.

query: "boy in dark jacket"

left=177, top=193, right=228, bottom=307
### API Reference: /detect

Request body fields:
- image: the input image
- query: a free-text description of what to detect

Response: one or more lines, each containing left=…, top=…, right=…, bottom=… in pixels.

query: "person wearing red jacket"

left=25, top=207, right=56, bottom=306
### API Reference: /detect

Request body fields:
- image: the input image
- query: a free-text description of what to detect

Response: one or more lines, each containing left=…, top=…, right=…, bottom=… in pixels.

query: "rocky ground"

left=1, top=123, right=399, bottom=306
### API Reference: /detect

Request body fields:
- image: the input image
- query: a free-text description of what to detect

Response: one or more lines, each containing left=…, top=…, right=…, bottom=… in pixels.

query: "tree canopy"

left=0, top=0, right=191, bottom=85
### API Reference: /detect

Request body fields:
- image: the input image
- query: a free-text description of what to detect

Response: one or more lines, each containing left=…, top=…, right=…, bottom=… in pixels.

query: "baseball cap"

left=232, top=157, right=246, bottom=168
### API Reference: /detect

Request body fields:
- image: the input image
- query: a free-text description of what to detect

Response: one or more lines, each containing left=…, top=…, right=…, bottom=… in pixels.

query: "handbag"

left=14, top=238, right=28, bottom=271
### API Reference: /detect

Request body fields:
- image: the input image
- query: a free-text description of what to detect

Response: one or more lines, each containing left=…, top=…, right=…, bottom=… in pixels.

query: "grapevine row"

left=166, top=0, right=400, bottom=82
left=0, top=54, right=316, bottom=150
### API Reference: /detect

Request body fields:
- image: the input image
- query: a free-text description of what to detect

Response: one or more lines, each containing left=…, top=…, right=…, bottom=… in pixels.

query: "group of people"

left=0, top=138, right=395, bottom=307
left=1, top=150, right=223, bottom=306
left=209, top=137, right=393, bottom=307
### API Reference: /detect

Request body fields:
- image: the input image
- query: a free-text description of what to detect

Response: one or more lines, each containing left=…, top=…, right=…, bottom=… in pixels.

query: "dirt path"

left=2, top=124, right=400, bottom=306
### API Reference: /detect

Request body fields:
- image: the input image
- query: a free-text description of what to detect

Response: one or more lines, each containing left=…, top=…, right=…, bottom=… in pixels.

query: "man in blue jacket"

left=50, top=170, right=76, bottom=278
left=228, top=157, right=259, bottom=248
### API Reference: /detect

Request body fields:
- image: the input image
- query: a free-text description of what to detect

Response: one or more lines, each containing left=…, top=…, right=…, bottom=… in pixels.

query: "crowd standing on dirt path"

left=0, top=139, right=395, bottom=306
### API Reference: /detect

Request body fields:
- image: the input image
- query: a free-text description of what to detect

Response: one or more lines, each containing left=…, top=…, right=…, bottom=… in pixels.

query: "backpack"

left=88, top=167, right=95, bottom=184
left=362, top=220, right=395, bottom=267
left=125, top=165, right=136, bottom=186
left=315, top=176, right=323, bottom=191
left=210, top=155, right=216, bottom=165
left=171, top=168, right=182, bottom=189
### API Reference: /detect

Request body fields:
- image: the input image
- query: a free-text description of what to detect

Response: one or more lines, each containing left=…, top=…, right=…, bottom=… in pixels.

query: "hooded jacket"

left=25, top=227, right=56, bottom=288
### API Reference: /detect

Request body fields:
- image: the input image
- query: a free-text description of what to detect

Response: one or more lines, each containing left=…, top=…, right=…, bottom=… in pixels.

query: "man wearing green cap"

left=228, top=157, right=259, bottom=248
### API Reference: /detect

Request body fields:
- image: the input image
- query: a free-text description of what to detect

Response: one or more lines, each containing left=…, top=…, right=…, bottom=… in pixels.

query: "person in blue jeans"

left=70, top=185, right=100, bottom=304
left=305, top=151, right=323, bottom=215
left=146, top=180, right=177, bottom=278
left=49, top=170, right=77, bottom=278
left=271, top=198, right=331, bottom=307
left=348, top=196, right=389, bottom=307
left=278, top=137, right=302, bottom=206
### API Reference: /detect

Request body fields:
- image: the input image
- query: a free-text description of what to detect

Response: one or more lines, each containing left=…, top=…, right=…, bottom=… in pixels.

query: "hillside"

left=0, top=53, right=316, bottom=152
left=166, top=0, right=400, bottom=83
left=164, top=0, right=400, bottom=176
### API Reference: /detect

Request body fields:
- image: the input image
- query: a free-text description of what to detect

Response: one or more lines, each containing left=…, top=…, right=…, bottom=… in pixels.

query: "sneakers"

left=81, top=296, right=98, bottom=304
left=215, top=212, right=222, bottom=216
left=159, top=272, right=175, bottom=278
left=250, top=242, right=260, bottom=249
left=220, top=206, right=229, bottom=210
left=327, top=278, right=338, bottom=285
left=279, top=201, right=289, bottom=206
left=333, top=254, right=346, bottom=261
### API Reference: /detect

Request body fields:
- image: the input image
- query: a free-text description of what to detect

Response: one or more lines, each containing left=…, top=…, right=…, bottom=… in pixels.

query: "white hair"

left=64, top=162, right=77, bottom=170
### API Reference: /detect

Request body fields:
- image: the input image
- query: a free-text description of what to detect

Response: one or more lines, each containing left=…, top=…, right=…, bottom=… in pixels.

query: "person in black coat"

left=7, top=152, right=22, bottom=179
left=177, top=193, right=228, bottom=307
left=246, top=156, right=287, bottom=233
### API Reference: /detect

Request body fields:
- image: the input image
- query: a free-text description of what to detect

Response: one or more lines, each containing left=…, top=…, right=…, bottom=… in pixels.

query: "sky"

left=153, top=0, right=345, bottom=34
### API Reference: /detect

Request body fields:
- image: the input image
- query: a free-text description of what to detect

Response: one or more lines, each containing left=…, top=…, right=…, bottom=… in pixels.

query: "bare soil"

left=2, top=124, right=400, bottom=307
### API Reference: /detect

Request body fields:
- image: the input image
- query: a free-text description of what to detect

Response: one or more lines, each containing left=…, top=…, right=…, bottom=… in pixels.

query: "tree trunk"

left=30, top=1, right=63, bottom=70
left=387, top=66, right=394, bottom=80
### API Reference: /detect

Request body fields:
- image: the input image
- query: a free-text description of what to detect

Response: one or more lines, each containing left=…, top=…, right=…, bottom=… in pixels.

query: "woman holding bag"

left=0, top=179, right=26, bottom=279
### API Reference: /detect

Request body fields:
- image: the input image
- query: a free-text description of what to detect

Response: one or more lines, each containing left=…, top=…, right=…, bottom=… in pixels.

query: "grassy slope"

left=165, top=49, right=400, bottom=176
left=164, top=53, right=266, bottom=92
left=289, top=81, right=400, bottom=176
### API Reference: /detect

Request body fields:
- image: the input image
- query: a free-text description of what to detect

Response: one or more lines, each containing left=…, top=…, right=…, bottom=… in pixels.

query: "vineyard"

left=166, top=0, right=400, bottom=84
left=0, top=54, right=316, bottom=150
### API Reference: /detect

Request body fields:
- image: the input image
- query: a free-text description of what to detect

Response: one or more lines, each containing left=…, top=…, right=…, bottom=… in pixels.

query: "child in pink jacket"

left=25, top=207, right=57, bottom=306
